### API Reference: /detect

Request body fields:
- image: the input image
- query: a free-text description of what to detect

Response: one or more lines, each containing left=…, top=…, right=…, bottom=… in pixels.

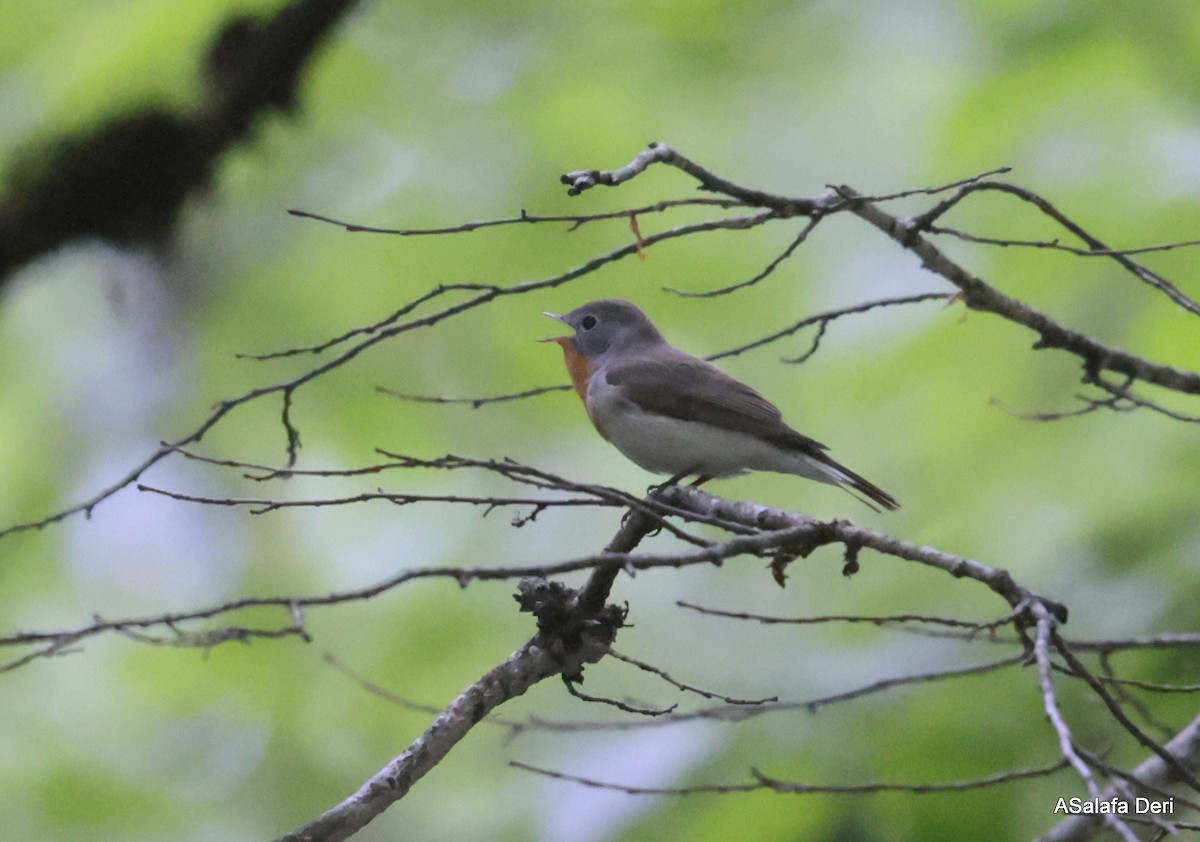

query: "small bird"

left=542, top=298, right=899, bottom=511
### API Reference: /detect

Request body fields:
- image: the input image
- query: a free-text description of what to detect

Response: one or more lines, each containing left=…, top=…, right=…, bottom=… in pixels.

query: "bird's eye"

left=580, top=315, right=598, bottom=330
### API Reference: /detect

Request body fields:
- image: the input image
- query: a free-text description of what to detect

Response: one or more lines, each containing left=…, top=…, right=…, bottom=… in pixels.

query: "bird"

left=541, top=298, right=899, bottom=511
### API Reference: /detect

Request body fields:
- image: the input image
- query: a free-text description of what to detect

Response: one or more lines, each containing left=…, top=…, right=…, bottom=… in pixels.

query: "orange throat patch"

left=544, top=336, right=609, bottom=440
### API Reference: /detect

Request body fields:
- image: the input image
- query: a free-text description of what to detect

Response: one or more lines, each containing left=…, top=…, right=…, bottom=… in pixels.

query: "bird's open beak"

left=539, top=311, right=571, bottom=345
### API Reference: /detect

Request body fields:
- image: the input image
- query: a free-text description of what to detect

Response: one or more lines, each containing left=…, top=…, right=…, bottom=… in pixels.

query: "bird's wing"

left=604, top=348, right=829, bottom=453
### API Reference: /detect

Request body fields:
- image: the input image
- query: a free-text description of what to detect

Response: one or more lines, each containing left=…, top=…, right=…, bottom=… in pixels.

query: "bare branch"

left=1053, top=631, right=1200, bottom=794
left=1, top=602, right=307, bottom=673
left=1094, top=652, right=1179, bottom=741
left=112, top=607, right=309, bottom=650
left=1030, top=608, right=1140, bottom=842
left=286, top=197, right=747, bottom=235
left=1039, top=714, right=1200, bottom=842
left=275, top=483, right=657, bottom=840
left=516, top=655, right=1026, bottom=734
left=1089, top=372, right=1200, bottom=423
left=562, top=142, right=819, bottom=216
left=707, top=292, right=951, bottom=363
left=911, top=180, right=1200, bottom=317
left=677, top=601, right=1019, bottom=634
left=664, top=216, right=822, bottom=298
left=832, top=185, right=1200, bottom=397
left=1099, top=676, right=1200, bottom=695
left=276, top=639, right=582, bottom=841
left=562, top=676, right=678, bottom=717
left=836, top=165, right=1013, bottom=202
left=753, top=758, right=1070, bottom=796
left=238, top=282, right=499, bottom=361
left=5, top=463, right=1077, bottom=689
left=1068, top=633, right=1200, bottom=653
left=1001, top=369, right=1200, bottom=427
left=322, top=648, right=707, bottom=741
left=0, top=203, right=773, bottom=542
left=990, top=393, right=1132, bottom=423
left=320, top=651, right=445, bottom=717
left=509, top=756, right=1068, bottom=796
left=608, top=649, right=778, bottom=705
left=562, top=145, right=1198, bottom=398
left=1033, top=614, right=1102, bottom=787
left=377, top=383, right=570, bottom=407
left=651, top=485, right=1068, bottom=621
left=1077, top=746, right=1200, bottom=815
left=136, top=483, right=616, bottom=517
left=927, top=224, right=1200, bottom=259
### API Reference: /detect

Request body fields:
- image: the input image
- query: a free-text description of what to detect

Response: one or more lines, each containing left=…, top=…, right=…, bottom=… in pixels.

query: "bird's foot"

left=646, top=467, right=700, bottom=497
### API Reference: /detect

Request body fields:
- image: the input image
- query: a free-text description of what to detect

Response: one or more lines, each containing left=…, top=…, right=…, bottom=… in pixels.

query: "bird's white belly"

left=587, top=375, right=824, bottom=479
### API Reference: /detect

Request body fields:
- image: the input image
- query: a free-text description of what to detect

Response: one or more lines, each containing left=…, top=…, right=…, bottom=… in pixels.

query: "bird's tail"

left=812, top=454, right=900, bottom=512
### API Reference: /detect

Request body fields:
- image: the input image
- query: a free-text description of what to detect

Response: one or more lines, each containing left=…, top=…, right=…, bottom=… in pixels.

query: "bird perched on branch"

left=542, top=298, right=899, bottom=511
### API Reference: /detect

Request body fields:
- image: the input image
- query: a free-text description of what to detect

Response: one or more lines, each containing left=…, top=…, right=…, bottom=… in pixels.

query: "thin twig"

left=136, top=484, right=615, bottom=516
left=509, top=757, right=1068, bottom=796
left=928, top=225, right=1200, bottom=258
left=677, top=601, right=1018, bottom=633
left=664, top=216, right=822, bottom=297
left=833, top=166, right=1013, bottom=203
left=1053, top=631, right=1200, bottom=794
left=909, top=180, right=1200, bottom=317
left=708, top=292, right=951, bottom=362
left=608, top=650, right=777, bottom=705
left=563, top=678, right=678, bottom=717
left=377, top=383, right=570, bottom=407
left=287, top=198, right=748, bottom=236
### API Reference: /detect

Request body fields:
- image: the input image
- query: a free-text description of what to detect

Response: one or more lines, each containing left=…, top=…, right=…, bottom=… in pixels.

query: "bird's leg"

left=688, top=475, right=713, bottom=488
left=625, top=467, right=700, bottom=530
left=646, top=467, right=698, bottom=496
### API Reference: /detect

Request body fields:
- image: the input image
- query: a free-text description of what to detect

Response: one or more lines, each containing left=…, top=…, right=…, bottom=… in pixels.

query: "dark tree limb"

left=0, top=0, right=360, bottom=284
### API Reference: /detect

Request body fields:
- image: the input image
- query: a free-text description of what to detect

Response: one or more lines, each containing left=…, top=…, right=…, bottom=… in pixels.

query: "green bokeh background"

left=2, top=2, right=1198, bottom=840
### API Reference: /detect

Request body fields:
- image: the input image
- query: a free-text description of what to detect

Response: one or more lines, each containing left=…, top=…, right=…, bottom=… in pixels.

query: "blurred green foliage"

left=1, top=1, right=1198, bottom=840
